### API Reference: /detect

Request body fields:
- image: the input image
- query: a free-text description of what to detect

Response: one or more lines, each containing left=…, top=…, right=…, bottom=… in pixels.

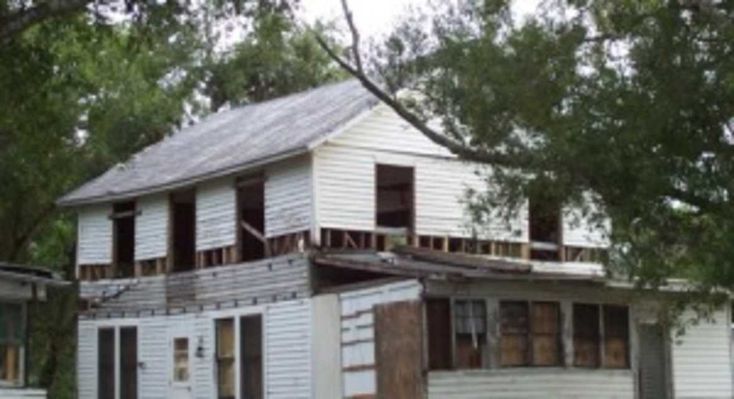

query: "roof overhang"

left=0, top=263, right=69, bottom=286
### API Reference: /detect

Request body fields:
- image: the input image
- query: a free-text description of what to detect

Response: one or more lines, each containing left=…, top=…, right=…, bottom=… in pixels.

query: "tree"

left=317, top=0, right=734, bottom=290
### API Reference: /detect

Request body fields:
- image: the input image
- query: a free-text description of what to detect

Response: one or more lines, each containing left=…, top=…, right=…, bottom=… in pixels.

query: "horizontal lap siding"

left=266, top=300, right=312, bottom=399
left=265, top=157, right=312, bottom=237
left=428, top=370, right=635, bottom=399
left=672, top=307, right=733, bottom=398
left=135, top=195, right=168, bottom=260
left=196, top=179, right=236, bottom=251
left=339, top=280, right=423, bottom=398
left=77, top=205, right=112, bottom=265
left=138, top=317, right=169, bottom=399
left=562, top=194, right=610, bottom=248
left=77, top=321, right=97, bottom=399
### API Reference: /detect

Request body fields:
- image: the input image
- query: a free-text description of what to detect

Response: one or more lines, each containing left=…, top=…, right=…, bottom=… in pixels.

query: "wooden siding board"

left=135, top=195, right=168, bottom=261
left=196, top=179, right=236, bottom=251
left=671, top=307, right=733, bottom=398
left=265, top=157, right=312, bottom=237
left=562, top=194, right=610, bottom=248
left=266, top=300, right=312, bottom=399
left=77, top=205, right=112, bottom=265
left=77, top=321, right=98, bottom=399
left=374, top=300, right=424, bottom=399
left=427, top=369, right=635, bottom=399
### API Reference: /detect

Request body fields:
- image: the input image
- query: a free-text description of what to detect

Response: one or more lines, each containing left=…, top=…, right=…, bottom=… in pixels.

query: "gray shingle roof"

left=58, top=80, right=377, bottom=206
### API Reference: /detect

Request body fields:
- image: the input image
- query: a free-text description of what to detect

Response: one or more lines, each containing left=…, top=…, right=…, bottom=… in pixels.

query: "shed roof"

left=58, top=79, right=377, bottom=206
left=0, top=262, right=68, bottom=286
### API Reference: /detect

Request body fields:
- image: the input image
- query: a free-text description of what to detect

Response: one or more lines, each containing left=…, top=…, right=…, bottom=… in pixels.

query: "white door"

left=170, top=326, right=194, bottom=399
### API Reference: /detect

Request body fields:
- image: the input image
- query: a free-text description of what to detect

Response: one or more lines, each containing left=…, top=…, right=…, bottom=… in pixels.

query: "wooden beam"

left=241, top=220, right=271, bottom=256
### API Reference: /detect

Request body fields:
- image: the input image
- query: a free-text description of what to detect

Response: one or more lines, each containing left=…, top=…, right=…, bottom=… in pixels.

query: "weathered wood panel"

left=134, top=194, right=168, bottom=261
left=76, top=321, right=98, bottom=399
left=77, top=205, right=112, bottom=265
left=427, top=369, right=635, bottom=399
left=266, top=299, right=313, bottom=399
left=79, top=254, right=310, bottom=314
left=671, top=306, right=733, bottom=398
left=265, top=157, right=312, bottom=238
left=374, top=300, right=424, bottom=399
left=196, top=179, right=236, bottom=251
left=0, top=389, right=48, bottom=398
left=562, top=193, right=610, bottom=249
left=311, top=294, right=342, bottom=399
left=339, top=280, right=423, bottom=399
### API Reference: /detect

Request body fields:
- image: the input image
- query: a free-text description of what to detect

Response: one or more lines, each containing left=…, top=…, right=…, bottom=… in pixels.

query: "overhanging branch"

left=0, top=0, right=90, bottom=42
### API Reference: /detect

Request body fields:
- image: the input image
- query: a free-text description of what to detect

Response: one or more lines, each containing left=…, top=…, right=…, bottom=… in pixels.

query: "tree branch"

left=313, top=31, right=524, bottom=168
left=0, top=0, right=90, bottom=42
left=339, top=0, right=363, bottom=73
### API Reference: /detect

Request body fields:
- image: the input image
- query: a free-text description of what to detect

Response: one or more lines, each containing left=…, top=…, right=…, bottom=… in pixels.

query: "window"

left=98, top=328, right=115, bottom=399
left=173, top=338, right=189, bottom=382
left=500, top=301, right=561, bottom=367
left=98, top=326, right=138, bottom=399
left=112, top=202, right=136, bottom=277
left=376, top=165, right=414, bottom=231
left=426, top=299, right=452, bottom=370
left=0, top=303, right=23, bottom=386
left=240, top=315, right=263, bottom=399
left=120, top=327, right=138, bottom=399
left=216, top=318, right=235, bottom=399
left=529, top=193, right=561, bottom=261
left=573, top=304, right=629, bottom=369
left=236, top=177, right=266, bottom=262
left=454, top=299, right=487, bottom=369
left=171, top=190, right=196, bottom=271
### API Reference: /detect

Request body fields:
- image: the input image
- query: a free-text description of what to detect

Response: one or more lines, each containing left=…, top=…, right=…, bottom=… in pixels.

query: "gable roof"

left=58, top=79, right=377, bottom=207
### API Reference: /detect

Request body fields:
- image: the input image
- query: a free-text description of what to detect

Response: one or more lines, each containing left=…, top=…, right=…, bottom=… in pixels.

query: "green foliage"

left=375, top=0, right=734, bottom=289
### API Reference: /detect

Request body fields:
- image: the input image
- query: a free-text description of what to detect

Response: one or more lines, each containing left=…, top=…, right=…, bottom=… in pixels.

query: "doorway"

left=638, top=323, right=670, bottom=399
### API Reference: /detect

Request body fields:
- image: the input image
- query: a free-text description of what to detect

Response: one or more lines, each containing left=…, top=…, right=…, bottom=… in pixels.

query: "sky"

left=298, top=0, right=543, bottom=39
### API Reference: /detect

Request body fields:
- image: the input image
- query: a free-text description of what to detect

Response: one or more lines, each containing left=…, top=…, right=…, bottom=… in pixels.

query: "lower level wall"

left=77, top=298, right=312, bottom=399
left=427, top=369, right=634, bottom=399
left=0, top=389, right=46, bottom=399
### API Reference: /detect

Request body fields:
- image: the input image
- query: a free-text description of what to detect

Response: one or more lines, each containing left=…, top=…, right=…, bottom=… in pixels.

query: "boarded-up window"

left=500, top=301, right=561, bottom=367
left=240, top=315, right=263, bottom=399
left=454, top=299, right=487, bottom=369
left=0, top=303, right=23, bottom=385
left=603, top=305, right=629, bottom=368
left=375, top=301, right=424, bottom=399
left=173, top=338, right=189, bottom=382
left=426, top=299, right=452, bottom=370
left=376, top=165, right=414, bottom=230
left=216, top=318, right=235, bottom=399
left=98, top=328, right=115, bottom=399
left=500, top=301, right=529, bottom=367
left=120, top=327, right=138, bottom=399
left=531, top=302, right=561, bottom=366
left=573, top=304, right=600, bottom=367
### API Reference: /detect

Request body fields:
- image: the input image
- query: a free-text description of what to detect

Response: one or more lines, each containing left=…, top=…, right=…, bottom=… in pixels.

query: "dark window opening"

left=573, top=303, right=600, bottom=367
left=376, top=165, right=414, bottom=231
left=237, top=178, right=266, bottom=262
left=240, top=315, right=263, bottom=399
left=98, top=328, right=115, bottom=399
left=529, top=193, right=561, bottom=261
left=454, top=299, right=487, bottom=369
left=0, top=303, right=23, bottom=385
left=500, top=301, right=561, bottom=367
left=171, top=190, right=196, bottom=272
left=426, top=298, right=452, bottom=371
left=120, top=327, right=138, bottom=399
left=113, top=202, right=136, bottom=278
left=216, top=318, right=235, bottom=399
left=603, top=305, right=629, bottom=368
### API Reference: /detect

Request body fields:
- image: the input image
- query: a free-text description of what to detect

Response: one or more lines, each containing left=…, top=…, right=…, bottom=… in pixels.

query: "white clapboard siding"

left=135, top=195, right=168, bottom=261
left=192, top=313, right=215, bottom=399
left=314, top=145, right=375, bottom=231
left=77, top=321, right=98, bottom=399
left=562, top=193, right=610, bottom=248
left=672, top=307, right=733, bottom=398
left=196, top=179, right=236, bottom=251
left=77, top=205, right=112, bottom=265
left=428, top=369, right=635, bottom=399
left=265, top=157, right=312, bottom=237
left=0, top=389, right=47, bottom=399
left=138, top=317, right=169, bottom=399
left=339, top=280, right=423, bottom=398
left=326, top=104, right=452, bottom=157
left=416, top=157, right=528, bottom=242
left=266, top=299, right=312, bottom=399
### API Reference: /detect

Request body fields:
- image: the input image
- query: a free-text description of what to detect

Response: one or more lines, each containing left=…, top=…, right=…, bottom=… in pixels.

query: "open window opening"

left=376, top=164, right=414, bottom=233
left=454, top=299, right=488, bottom=369
left=98, top=326, right=138, bottom=399
left=171, top=190, right=196, bottom=272
left=112, top=201, right=136, bottom=278
left=237, top=177, right=266, bottom=262
left=573, top=303, right=629, bottom=369
left=529, top=192, right=561, bottom=261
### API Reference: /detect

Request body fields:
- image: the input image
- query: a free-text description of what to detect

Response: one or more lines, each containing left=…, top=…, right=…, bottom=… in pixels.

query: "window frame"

left=172, top=337, right=190, bottom=383
left=0, top=302, right=25, bottom=388
left=498, top=300, right=563, bottom=368
left=572, top=303, right=630, bottom=369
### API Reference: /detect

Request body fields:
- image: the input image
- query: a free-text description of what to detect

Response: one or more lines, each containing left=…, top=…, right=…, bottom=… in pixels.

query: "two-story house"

left=60, top=80, right=733, bottom=399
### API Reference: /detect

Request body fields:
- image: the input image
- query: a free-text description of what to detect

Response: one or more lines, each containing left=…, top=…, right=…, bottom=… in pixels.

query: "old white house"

left=60, top=80, right=733, bottom=399
left=0, top=263, right=67, bottom=399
